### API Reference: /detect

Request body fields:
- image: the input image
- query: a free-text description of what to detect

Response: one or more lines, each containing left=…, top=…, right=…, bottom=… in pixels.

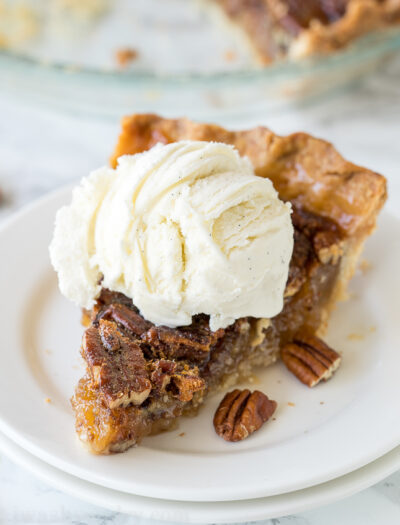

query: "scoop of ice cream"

left=49, top=141, right=293, bottom=331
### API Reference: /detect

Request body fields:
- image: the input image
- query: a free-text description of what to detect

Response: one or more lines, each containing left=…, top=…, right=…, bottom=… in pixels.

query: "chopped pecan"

left=281, top=334, right=341, bottom=387
left=291, top=206, right=343, bottom=266
left=291, top=205, right=341, bottom=238
left=143, top=316, right=225, bottom=363
left=313, top=230, right=343, bottom=265
left=95, top=292, right=226, bottom=363
left=98, top=302, right=152, bottom=337
left=149, top=359, right=177, bottom=394
left=97, top=289, right=138, bottom=309
left=100, top=320, right=121, bottom=351
left=213, top=389, right=277, bottom=442
left=250, top=318, right=272, bottom=348
left=170, top=366, right=205, bottom=402
left=82, top=320, right=151, bottom=409
left=91, top=289, right=136, bottom=323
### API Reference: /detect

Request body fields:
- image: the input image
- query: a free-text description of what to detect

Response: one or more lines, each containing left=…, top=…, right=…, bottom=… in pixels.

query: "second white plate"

left=0, top=188, right=400, bottom=502
left=2, top=430, right=400, bottom=524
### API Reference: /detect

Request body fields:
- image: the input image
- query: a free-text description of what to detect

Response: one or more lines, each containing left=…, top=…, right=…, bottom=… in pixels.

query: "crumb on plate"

left=359, top=259, right=372, bottom=274
left=347, top=332, right=364, bottom=341
left=223, top=49, right=236, bottom=61
left=115, top=47, right=138, bottom=67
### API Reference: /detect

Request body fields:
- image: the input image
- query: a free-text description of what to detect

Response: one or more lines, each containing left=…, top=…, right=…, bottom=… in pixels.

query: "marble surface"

left=0, top=54, right=400, bottom=524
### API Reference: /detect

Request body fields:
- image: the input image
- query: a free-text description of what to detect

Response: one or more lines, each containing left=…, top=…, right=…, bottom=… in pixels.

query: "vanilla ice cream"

left=50, top=141, right=294, bottom=331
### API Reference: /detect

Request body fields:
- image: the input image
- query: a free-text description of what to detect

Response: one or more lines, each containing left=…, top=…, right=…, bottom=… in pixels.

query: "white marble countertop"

left=0, top=55, right=400, bottom=525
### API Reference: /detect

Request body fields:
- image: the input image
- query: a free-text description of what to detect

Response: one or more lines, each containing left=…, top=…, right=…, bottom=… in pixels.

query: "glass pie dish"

left=0, top=0, right=400, bottom=120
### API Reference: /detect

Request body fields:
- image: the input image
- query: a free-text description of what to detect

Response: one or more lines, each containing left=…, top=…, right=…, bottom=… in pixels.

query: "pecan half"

left=213, top=389, right=277, bottom=442
left=97, top=302, right=152, bottom=337
left=82, top=320, right=151, bottom=409
left=281, top=334, right=341, bottom=387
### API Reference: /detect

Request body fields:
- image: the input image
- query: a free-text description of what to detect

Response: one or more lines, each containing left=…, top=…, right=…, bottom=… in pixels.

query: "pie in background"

left=209, top=0, right=400, bottom=64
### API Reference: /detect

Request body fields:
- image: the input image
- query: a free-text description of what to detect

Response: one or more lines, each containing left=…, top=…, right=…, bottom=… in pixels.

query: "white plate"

left=0, top=187, right=400, bottom=502
left=2, top=429, right=400, bottom=524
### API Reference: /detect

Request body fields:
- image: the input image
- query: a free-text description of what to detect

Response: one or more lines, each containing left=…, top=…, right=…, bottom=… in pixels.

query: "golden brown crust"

left=111, top=114, right=386, bottom=237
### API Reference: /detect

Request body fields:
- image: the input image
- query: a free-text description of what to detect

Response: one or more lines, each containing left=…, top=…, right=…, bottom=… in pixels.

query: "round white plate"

left=2, top=429, right=400, bottom=524
left=0, top=188, right=400, bottom=502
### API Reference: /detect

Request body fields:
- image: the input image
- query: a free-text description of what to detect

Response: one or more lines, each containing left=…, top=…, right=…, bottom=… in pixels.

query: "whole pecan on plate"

left=281, top=334, right=341, bottom=387
left=213, top=389, right=277, bottom=442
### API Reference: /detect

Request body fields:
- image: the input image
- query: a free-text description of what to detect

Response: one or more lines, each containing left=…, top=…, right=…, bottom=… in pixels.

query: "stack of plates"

left=1, top=188, right=400, bottom=523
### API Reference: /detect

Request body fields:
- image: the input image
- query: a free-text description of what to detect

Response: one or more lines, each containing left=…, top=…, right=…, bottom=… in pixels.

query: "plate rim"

left=1, top=429, right=400, bottom=524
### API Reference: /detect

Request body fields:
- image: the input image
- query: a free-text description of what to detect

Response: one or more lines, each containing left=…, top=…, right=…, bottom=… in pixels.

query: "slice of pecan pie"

left=210, top=0, right=400, bottom=64
left=71, top=114, right=386, bottom=454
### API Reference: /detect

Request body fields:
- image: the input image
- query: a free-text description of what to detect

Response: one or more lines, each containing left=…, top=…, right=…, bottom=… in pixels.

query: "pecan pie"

left=211, top=0, right=400, bottom=64
left=71, top=114, right=386, bottom=454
